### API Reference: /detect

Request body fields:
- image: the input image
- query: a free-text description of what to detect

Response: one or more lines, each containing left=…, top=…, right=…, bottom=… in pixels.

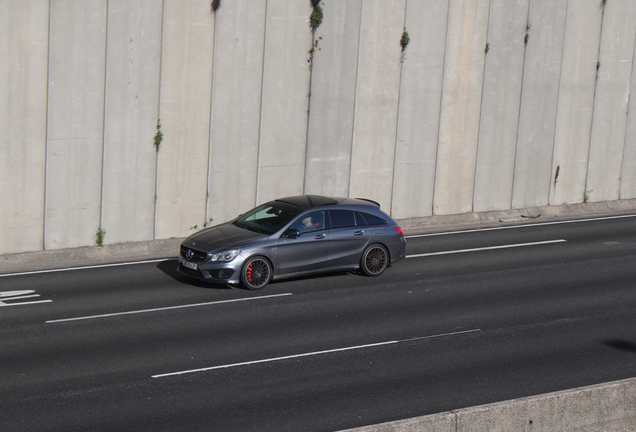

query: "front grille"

left=180, top=245, right=207, bottom=263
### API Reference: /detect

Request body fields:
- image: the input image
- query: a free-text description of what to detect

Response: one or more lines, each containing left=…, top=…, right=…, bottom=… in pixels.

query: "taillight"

left=394, top=227, right=404, bottom=237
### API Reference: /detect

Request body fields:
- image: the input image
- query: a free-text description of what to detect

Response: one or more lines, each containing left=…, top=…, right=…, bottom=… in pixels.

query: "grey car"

left=178, top=195, right=406, bottom=289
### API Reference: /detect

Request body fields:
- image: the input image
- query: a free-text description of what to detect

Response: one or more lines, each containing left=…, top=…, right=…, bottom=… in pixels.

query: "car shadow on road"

left=603, top=339, right=636, bottom=353
left=155, top=259, right=232, bottom=290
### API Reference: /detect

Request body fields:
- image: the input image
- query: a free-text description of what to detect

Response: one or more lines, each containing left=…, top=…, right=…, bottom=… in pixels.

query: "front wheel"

left=241, top=256, right=272, bottom=290
left=360, top=244, right=389, bottom=276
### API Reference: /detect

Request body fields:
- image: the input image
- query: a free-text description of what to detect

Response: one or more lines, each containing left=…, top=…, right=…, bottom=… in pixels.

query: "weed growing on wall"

left=400, top=28, right=410, bottom=63
left=190, top=218, right=214, bottom=231
left=400, top=29, right=410, bottom=52
left=95, top=227, right=106, bottom=246
left=211, top=0, right=221, bottom=13
left=310, top=2, right=323, bottom=33
left=308, top=2, right=324, bottom=70
left=154, top=119, right=163, bottom=152
left=485, top=42, right=490, bottom=54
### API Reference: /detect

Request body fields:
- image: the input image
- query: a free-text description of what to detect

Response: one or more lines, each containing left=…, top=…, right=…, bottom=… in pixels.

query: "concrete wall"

left=341, top=377, right=636, bottom=432
left=45, top=0, right=108, bottom=249
left=0, top=1, right=49, bottom=253
left=3, top=0, right=636, bottom=254
left=305, top=0, right=361, bottom=199
left=101, top=0, right=163, bottom=244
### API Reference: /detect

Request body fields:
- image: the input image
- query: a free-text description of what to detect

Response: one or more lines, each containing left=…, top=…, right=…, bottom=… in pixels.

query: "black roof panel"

left=273, top=195, right=380, bottom=210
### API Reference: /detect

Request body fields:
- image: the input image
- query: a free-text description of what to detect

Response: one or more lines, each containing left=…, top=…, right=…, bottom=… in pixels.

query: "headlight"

left=210, top=249, right=241, bottom=262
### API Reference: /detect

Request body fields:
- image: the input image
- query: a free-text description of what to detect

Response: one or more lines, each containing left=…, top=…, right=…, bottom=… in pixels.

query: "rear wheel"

left=360, top=244, right=388, bottom=276
left=241, top=256, right=272, bottom=290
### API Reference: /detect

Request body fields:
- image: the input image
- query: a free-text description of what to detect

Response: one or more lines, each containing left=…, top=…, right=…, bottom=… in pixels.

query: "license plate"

left=182, top=260, right=198, bottom=270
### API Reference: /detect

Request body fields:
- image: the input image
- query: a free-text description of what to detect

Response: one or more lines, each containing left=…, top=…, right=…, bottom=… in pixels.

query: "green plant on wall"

left=308, top=1, right=324, bottom=70
left=309, top=1, right=323, bottom=33
left=190, top=218, right=214, bottom=231
left=154, top=119, right=163, bottom=152
left=95, top=227, right=106, bottom=246
left=485, top=42, right=490, bottom=54
left=400, top=29, right=410, bottom=52
left=400, top=28, right=410, bottom=63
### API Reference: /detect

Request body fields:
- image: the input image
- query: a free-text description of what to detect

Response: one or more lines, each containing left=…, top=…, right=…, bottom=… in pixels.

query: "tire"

left=241, top=256, right=272, bottom=290
left=360, top=244, right=389, bottom=277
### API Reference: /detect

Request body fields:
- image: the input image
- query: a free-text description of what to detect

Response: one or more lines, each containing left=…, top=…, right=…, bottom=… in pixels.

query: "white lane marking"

left=406, top=239, right=566, bottom=259
left=0, top=290, right=52, bottom=307
left=1, top=300, right=53, bottom=307
left=0, top=258, right=174, bottom=278
left=151, top=328, right=481, bottom=378
left=46, top=293, right=292, bottom=324
left=405, top=214, right=636, bottom=238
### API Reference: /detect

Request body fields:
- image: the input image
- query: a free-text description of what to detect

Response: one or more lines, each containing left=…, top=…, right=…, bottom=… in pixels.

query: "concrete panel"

left=622, top=28, right=636, bottom=199
left=256, top=0, right=312, bottom=204
left=154, top=0, right=215, bottom=239
left=433, top=0, right=490, bottom=215
left=586, top=1, right=636, bottom=203
left=455, top=378, right=636, bottom=432
left=207, top=0, right=266, bottom=223
left=512, top=0, right=567, bottom=209
left=45, top=0, right=108, bottom=249
left=304, top=0, right=362, bottom=198
left=101, top=0, right=163, bottom=244
left=0, top=1, right=49, bottom=254
left=549, top=1, right=603, bottom=205
left=348, top=0, right=406, bottom=211
left=340, top=377, right=636, bottom=432
left=473, top=0, right=529, bottom=212
left=390, top=0, right=449, bottom=219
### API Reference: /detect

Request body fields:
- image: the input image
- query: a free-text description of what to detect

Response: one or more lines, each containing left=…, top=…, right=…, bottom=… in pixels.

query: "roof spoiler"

left=355, top=198, right=381, bottom=207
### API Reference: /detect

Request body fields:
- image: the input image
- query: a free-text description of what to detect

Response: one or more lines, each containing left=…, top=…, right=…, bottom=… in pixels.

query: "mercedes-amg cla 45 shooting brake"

left=178, top=195, right=406, bottom=289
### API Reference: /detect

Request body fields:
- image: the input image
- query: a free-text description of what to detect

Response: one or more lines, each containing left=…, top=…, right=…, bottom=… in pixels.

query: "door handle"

left=354, top=230, right=364, bottom=236
left=314, top=234, right=326, bottom=239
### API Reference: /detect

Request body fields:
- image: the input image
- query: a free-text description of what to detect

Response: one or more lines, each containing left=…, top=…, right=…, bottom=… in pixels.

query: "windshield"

left=234, top=203, right=299, bottom=235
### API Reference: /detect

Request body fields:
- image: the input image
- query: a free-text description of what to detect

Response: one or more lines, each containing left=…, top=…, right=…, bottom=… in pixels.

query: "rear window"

left=356, top=212, right=387, bottom=226
left=329, top=210, right=356, bottom=229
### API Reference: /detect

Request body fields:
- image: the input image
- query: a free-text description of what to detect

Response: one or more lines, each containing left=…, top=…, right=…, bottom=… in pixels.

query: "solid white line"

left=151, top=329, right=481, bottom=378
left=405, top=214, right=636, bottom=238
left=0, top=258, right=176, bottom=278
left=45, top=293, right=292, bottom=324
left=0, top=300, right=52, bottom=307
left=406, top=239, right=566, bottom=259
left=0, top=294, right=42, bottom=302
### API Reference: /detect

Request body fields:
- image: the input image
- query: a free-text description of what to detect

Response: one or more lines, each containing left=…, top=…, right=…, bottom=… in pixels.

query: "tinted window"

left=354, top=212, right=368, bottom=226
left=358, top=212, right=387, bottom=226
left=329, top=210, right=356, bottom=229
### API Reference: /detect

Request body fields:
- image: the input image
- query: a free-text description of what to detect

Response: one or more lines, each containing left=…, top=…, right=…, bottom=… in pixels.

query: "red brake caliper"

left=246, top=264, right=253, bottom=282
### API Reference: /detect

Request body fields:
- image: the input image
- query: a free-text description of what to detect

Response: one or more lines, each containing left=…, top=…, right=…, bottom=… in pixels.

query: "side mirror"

left=284, top=229, right=300, bottom=238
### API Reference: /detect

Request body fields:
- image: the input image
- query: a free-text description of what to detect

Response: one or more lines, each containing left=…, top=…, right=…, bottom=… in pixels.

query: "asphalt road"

left=1, top=215, right=635, bottom=431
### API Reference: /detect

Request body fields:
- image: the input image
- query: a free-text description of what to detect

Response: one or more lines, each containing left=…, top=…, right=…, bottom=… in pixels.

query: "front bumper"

left=178, top=253, right=243, bottom=285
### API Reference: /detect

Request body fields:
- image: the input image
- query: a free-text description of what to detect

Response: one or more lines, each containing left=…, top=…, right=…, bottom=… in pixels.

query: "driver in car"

left=301, top=216, right=320, bottom=232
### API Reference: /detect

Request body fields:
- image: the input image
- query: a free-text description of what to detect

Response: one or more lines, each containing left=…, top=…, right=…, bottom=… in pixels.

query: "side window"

left=290, top=211, right=325, bottom=233
left=359, top=212, right=387, bottom=226
left=354, top=212, right=368, bottom=226
left=329, top=210, right=356, bottom=229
